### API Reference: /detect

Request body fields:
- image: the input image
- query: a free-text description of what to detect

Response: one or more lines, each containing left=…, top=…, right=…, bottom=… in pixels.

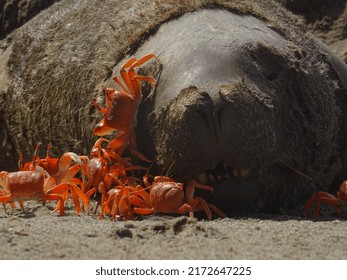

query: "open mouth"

left=190, top=162, right=259, bottom=215
left=194, top=162, right=251, bottom=185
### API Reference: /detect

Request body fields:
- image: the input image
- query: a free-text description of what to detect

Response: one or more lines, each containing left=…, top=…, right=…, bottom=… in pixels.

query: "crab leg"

left=304, top=191, right=338, bottom=217
left=120, top=54, right=159, bottom=97
left=128, top=130, right=152, bottom=162
left=185, top=180, right=214, bottom=201
left=70, top=184, right=90, bottom=213
left=47, top=183, right=90, bottom=215
left=129, top=185, right=151, bottom=207
left=128, top=54, right=159, bottom=96
left=208, top=204, right=227, bottom=219
left=185, top=197, right=213, bottom=220
left=107, top=130, right=129, bottom=154
left=177, top=203, right=195, bottom=218
left=114, top=186, right=140, bottom=220
left=119, top=57, right=138, bottom=94
left=70, top=187, right=82, bottom=215
left=100, top=188, right=120, bottom=219
left=0, top=194, right=11, bottom=206
left=132, top=207, right=154, bottom=215
left=132, top=75, right=156, bottom=88
left=40, top=193, right=65, bottom=216
left=113, top=76, right=134, bottom=98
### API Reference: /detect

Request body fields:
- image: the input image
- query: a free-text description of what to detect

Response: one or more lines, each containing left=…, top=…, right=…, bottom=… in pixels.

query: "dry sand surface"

left=0, top=201, right=346, bottom=260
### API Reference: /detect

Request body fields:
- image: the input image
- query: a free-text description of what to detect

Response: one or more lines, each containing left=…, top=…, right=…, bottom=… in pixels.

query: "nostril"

left=196, top=105, right=216, bottom=134
left=153, top=87, right=221, bottom=177
left=194, top=91, right=221, bottom=136
left=213, top=99, right=227, bottom=133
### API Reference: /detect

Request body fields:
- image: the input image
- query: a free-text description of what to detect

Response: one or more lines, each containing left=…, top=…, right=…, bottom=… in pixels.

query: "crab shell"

left=0, top=171, right=46, bottom=200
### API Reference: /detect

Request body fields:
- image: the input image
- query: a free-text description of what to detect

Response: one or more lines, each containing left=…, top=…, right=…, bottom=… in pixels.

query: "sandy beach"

left=0, top=200, right=346, bottom=260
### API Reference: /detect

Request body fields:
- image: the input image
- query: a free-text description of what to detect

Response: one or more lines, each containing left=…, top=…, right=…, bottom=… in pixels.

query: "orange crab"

left=92, top=53, right=160, bottom=161
left=80, top=138, right=147, bottom=213
left=0, top=167, right=90, bottom=216
left=124, top=175, right=227, bottom=220
left=19, top=144, right=83, bottom=184
left=0, top=189, right=23, bottom=214
left=80, top=139, right=112, bottom=196
left=100, top=185, right=139, bottom=221
left=304, top=181, right=347, bottom=217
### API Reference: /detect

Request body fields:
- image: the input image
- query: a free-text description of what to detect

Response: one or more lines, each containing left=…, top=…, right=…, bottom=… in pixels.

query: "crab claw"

left=59, top=152, right=82, bottom=169
left=93, top=118, right=116, bottom=136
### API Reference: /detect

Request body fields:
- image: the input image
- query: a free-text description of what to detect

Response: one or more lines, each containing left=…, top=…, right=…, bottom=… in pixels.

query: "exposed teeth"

left=232, top=168, right=239, bottom=177
left=239, top=168, right=250, bottom=177
left=208, top=174, right=215, bottom=182
left=195, top=164, right=251, bottom=185
left=232, top=168, right=250, bottom=177
left=196, top=172, right=208, bottom=184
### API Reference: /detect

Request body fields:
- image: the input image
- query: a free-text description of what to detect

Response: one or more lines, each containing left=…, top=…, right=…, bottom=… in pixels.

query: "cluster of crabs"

left=0, top=53, right=346, bottom=220
left=0, top=54, right=226, bottom=221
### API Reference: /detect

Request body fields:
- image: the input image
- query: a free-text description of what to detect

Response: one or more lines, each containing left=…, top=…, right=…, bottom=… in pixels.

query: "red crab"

left=304, top=181, right=347, bottom=217
left=80, top=138, right=147, bottom=214
left=100, top=185, right=139, bottom=221
left=19, top=144, right=83, bottom=185
left=112, top=175, right=227, bottom=220
left=0, top=167, right=90, bottom=216
left=92, top=53, right=160, bottom=161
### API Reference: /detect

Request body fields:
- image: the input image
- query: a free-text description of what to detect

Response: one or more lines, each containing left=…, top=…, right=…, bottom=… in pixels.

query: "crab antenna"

left=46, top=143, right=52, bottom=159
left=34, top=144, right=40, bottom=159
left=18, top=153, right=24, bottom=171
left=32, top=154, right=37, bottom=169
